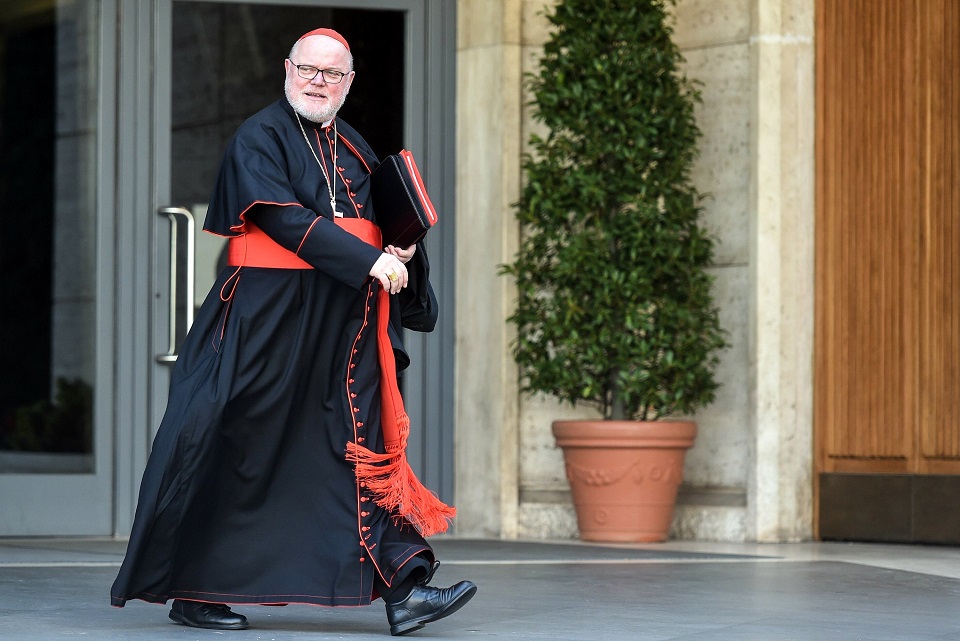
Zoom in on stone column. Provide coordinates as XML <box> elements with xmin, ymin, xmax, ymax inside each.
<box><xmin>746</xmin><ymin>0</ymin><xmax>815</xmax><ymax>541</ymax></box>
<box><xmin>454</xmin><ymin>0</ymin><xmax>524</xmax><ymax>537</ymax></box>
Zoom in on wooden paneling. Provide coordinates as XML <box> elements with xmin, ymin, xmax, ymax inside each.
<box><xmin>815</xmin><ymin>0</ymin><xmax>960</xmax><ymax>478</ymax></box>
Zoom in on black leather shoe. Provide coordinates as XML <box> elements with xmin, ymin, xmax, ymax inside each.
<box><xmin>168</xmin><ymin>599</ymin><xmax>249</xmax><ymax>630</ymax></box>
<box><xmin>385</xmin><ymin>581</ymin><xmax>477</xmax><ymax>636</ymax></box>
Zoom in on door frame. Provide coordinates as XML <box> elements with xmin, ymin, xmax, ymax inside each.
<box><xmin>112</xmin><ymin>0</ymin><xmax>457</xmax><ymax>535</ymax></box>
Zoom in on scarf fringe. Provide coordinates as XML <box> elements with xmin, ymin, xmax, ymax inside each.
<box><xmin>346</xmin><ymin>438</ymin><xmax>456</xmax><ymax>537</ymax></box>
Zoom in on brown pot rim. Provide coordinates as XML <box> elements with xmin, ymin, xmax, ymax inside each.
<box><xmin>551</xmin><ymin>419</ymin><xmax>697</xmax><ymax>448</ymax></box>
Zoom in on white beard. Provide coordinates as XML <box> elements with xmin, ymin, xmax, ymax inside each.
<box><xmin>284</xmin><ymin>74</ymin><xmax>348</xmax><ymax>123</ymax></box>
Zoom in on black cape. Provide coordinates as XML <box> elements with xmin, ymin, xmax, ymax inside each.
<box><xmin>111</xmin><ymin>99</ymin><xmax>438</xmax><ymax>608</ymax></box>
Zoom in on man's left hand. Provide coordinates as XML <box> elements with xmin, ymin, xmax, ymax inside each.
<box><xmin>386</xmin><ymin>244</ymin><xmax>417</xmax><ymax>264</ymax></box>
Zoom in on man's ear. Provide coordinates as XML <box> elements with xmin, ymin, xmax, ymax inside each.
<box><xmin>342</xmin><ymin>70</ymin><xmax>356</xmax><ymax>94</ymax></box>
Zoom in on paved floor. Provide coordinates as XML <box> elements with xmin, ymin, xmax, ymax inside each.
<box><xmin>1</xmin><ymin>537</ymin><xmax>958</xmax><ymax>640</ymax></box>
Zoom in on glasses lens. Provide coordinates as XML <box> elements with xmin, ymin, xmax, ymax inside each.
<box><xmin>297</xmin><ymin>65</ymin><xmax>319</xmax><ymax>79</ymax></box>
<box><xmin>321</xmin><ymin>69</ymin><xmax>344</xmax><ymax>84</ymax></box>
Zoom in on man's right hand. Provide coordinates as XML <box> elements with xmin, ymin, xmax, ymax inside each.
<box><xmin>370</xmin><ymin>253</ymin><xmax>408</xmax><ymax>294</ymax></box>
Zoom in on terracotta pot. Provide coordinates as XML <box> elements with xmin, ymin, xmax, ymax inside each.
<box><xmin>551</xmin><ymin>420</ymin><xmax>697</xmax><ymax>543</ymax></box>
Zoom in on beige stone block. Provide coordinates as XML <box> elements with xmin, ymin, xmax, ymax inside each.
<box><xmin>672</xmin><ymin>0</ymin><xmax>750</xmax><ymax>50</ymax></box>
<box><xmin>522</xmin><ymin>0</ymin><xmax>555</xmax><ymax>46</ymax></box>
<box><xmin>671</xmin><ymin>505</ymin><xmax>747</xmax><ymax>541</ymax></box>
<box><xmin>520</xmin><ymin>44</ymin><xmax>549</xmax><ymax>155</ymax></box>
<box><xmin>683</xmin><ymin>43</ymin><xmax>751</xmax><ymax>266</ymax></box>
<box><xmin>503</xmin><ymin>0</ymin><xmax>524</xmax><ymax>44</ymax></box>
<box><xmin>784</xmin><ymin>0</ymin><xmax>815</xmax><ymax>39</ymax></box>
<box><xmin>519</xmin><ymin>394</ymin><xmax>599</xmax><ymax>488</ymax></box>
<box><xmin>518</xmin><ymin>502</ymin><xmax>579</xmax><ymax>539</ymax></box>
<box><xmin>459</xmin><ymin>0</ymin><xmax>523</xmax><ymax>50</ymax></box>
<box><xmin>521</xmin><ymin>39</ymin><xmax>543</xmax><ymax>77</ymax></box>
<box><xmin>753</xmin><ymin>0</ymin><xmax>814</xmax><ymax>40</ymax></box>
<box><xmin>456</xmin><ymin>47</ymin><xmax>522</xmax><ymax>226</ymax></box>
<box><xmin>685</xmin><ymin>265</ymin><xmax>750</xmax><ymax>488</ymax></box>
<box><xmin>457</xmin><ymin>58</ymin><xmax>499</xmax><ymax>230</ymax></box>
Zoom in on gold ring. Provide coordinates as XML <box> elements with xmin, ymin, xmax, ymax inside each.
<box><xmin>387</xmin><ymin>271</ymin><xmax>399</xmax><ymax>282</ymax></box>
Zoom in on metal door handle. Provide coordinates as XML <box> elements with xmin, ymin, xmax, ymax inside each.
<box><xmin>156</xmin><ymin>206</ymin><xmax>195</xmax><ymax>363</ymax></box>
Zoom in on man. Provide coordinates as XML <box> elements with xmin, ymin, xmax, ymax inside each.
<box><xmin>110</xmin><ymin>28</ymin><xmax>476</xmax><ymax>637</ymax></box>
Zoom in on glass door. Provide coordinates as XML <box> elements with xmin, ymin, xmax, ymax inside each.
<box><xmin>0</xmin><ymin>0</ymin><xmax>114</xmax><ymax>535</ymax></box>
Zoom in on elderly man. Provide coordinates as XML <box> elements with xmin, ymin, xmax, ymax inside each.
<box><xmin>110</xmin><ymin>28</ymin><xmax>476</xmax><ymax>637</ymax></box>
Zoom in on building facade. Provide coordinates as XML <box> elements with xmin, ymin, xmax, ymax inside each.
<box><xmin>456</xmin><ymin>0</ymin><xmax>816</xmax><ymax>542</ymax></box>
<box><xmin>1</xmin><ymin>0</ymin><xmax>956</xmax><ymax>543</ymax></box>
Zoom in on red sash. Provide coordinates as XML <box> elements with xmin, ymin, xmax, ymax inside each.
<box><xmin>227</xmin><ymin>222</ymin><xmax>313</xmax><ymax>268</ymax></box>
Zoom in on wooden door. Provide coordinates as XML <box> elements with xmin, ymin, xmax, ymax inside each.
<box><xmin>815</xmin><ymin>0</ymin><xmax>960</xmax><ymax>542</ymax></box>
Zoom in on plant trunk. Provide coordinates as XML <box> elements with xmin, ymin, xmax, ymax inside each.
<box><xmin>609</xmin><ymin>372</ymin><xmax>627</xmax><ymax>420</ymax></box>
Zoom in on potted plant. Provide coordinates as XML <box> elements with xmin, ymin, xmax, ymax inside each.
<box><xmin>503</xmin><ymin>0</ymin><xmax>726</xmax><ymax>542</ymax></box>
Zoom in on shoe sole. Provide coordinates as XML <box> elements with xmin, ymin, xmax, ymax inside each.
<box><xmin>169</xmin><ymin>611</ymin><xmax>249</xmax><ymax>630</ymax></box>
<box><xmin>390</xmin><ymin>583</ymin><xmax>478</xmax><ymax>636</ymax></box>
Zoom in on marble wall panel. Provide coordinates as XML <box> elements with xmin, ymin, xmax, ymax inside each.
<box><xmin>518</xmin><ymin>501</ymin><xmax>578</xmax><ymax>539</ymax></box>
<box><xmin>683</xmin><ymin>265</ymin><xmax>750</xmax><ymax>489</ymax></box>
<box><xmin>672</xmin><ymin>0</ymin><xmax>751</xmax><ymax>49</ymax></box>
<box><xmin>747</xmin><ymin>22</ymin><xmax>815</xmax><ymax>541</ymax></box>
<box><xmin>520</xmin><ymin>394</ymin><xmax>599</xmax><ymax>489</ymax></box>
<box><xmin>683</xmin><ymin>44</ymin><xmax>751</xmax><ymax>267</ymax></box>
<box><xmin>522</xmin><ymin>0</ymin><xmax>553</xmax><ymax>46</ymax></box>
<box><xmin>671</xmin><ymin>505</ymin><xmax>747</xmax><ymax>541</ymax></box>
<box><xmin>455</xmin><ymin>34</ymin><xmax>524</xmax><ymax>535</ymax></box>
<box><xmin>459</xmin><ymin>0</ymin><xmax>522</xmax><ymax>50</ymax></box>
<box><xmin>755</xmin><ymin>0</ymin><xmax>814</xmax><ymax>39</ymax></box>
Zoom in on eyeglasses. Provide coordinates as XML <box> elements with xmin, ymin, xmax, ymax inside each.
<box><xmin>289</xmin><ymin>61</ymin><xmax>347</xmax><ymax>84</ymax></box>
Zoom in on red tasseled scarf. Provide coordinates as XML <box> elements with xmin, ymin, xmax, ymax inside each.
<box><xmin>339</xmin><ymin>218</ymin><xmax>456</xmax><ymax>536</ymax></box>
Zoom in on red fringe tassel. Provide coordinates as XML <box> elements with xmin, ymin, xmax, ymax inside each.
<box><xmin>346</xmin><ymin>426</ymin><xmax>456</xmax><ymax>537</ymax></box>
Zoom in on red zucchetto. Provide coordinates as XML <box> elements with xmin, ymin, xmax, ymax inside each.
<box><xmin>296</xmin><ymin>28</ymin><xmax>350</xmax><ymax>52</ymax></box>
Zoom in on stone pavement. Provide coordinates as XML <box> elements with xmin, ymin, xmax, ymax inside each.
<box><xmin>1</xmin><ymin>537</ymin><xmax>958</xmax><ymax>640</ymax></box>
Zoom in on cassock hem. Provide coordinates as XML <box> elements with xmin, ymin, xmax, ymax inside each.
<box><xmin>112</xmin><ymin>592</ymin><xmax>378</xmax><ymax>608</ymax></box>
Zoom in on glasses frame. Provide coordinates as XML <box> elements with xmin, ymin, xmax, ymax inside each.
<box><xmin>288</xmin><ymin>60</ymin><xmax>348</xmax><ymax>84</ymax></box>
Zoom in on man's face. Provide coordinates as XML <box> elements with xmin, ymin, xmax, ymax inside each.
<box><xmin>284</xmin><ymin>35</ymin><xmax>355</xmax><ymax>123</ymax></box>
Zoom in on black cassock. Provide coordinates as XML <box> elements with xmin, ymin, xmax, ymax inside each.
<box><xmin>111</xmin><ymin>99</ymin><xmax>438</xmax><ymax>608</ymax></box>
